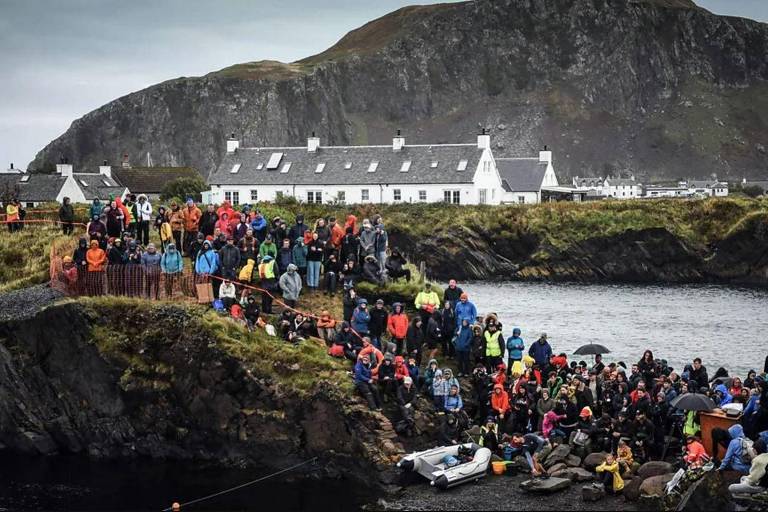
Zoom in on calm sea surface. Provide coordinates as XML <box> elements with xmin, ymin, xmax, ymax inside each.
<box><xmin>460</xmin><ymin>281</ymin><xmax>768</xmax><ymax>378</ymax></box>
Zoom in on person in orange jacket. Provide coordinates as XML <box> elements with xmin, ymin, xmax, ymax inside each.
<box><xmin>393</xmin><ymin>355</ymin><xmax>410</xmax><ymax>383</ymax></box>
<box><xmin>182</xmin><ymin>199</ymin><xmax>202</xmax><ymax>253</ymax></box>
<box><xmin>683</xmin><ymin>436</ymin><xmax>711</xmax><ymax>469</ymax></box>
<box><xmin>357</xmin><ymin>337</ymin><xmax>384</xmax><ymax>377</ymax></box>
<box><xmin>491</xmin><ymin>383</ymin><xmax>511</xmax><ymax>422</ymax></box>
<box><xmin>85</xmin><ymin>240</ymin><xmax>107</xmax><ymax>296</ymax></box>
<box><xmin>387</xmin><ymin>302</ymin><xmax>409</xmax><ymax>355</ymax></box>
<box><xmin>329</xmin><ymin>216</ymin><xmax>345</xmax><ymax>249</ymax></box>
<box><xmin>316</xmin><ymin>310</ymin><xmax>337</xmax><ymax>346</ymax></box>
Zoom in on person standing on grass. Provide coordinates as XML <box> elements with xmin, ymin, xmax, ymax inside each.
<box><xmin>278</xmin><ymin>263</ymin><xmax>302</xmax><ymax>309</ymax></box>
<box><xmin>58</xmin><ymin>197</ymin><xmax>74</xmax><ymax>235</ymax></box>
<box><xmin>141</xmin><ymin>243</ymin><xmax>161</xmax><ymax>299</ymax></box>
<box><xmin>160</xmin><ymin>243</ymin><xmax>183</xmax><ymax>297</ymax></box>
<box><xmin>306</xmin><ymin>231</ymin><xmax>324</xmax><ymax>291</ymax></box>
<box><xmin>182</xmin><ymin>199</ymin><xmax>202</xmax><ymax>255</ymax></box>
<box><xmin>414</xmin><ymin>282</ymin><xmax>440</xmax><ymax>335</ymax></box>
<box><xmin>168</xmin><ymin>201</ymin><xmax>184</xmax><ymax>249</ymax></box>
<box><xmin>136</xmin><ymin>194</ymin><xmax>152</xmax><ymax>246</ymax></box>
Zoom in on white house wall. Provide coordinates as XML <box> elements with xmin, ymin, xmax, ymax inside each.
<box><xmin>469</xmin><ymin>149</ymin><xmax>503</xmax><ymax>205</ymax></box>
<box><xmin>57</xmin><ymin>177</ymin><xmax>87</xmax><ymax>203</ymax></box>
<box><xmin>502</xmin><ymin>191</ymin><xmax>539</xmax><ymax>204</ymax></box>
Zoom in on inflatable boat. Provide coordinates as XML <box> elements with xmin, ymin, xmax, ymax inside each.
<box><xmin>396</xmin><ymin>443</ymin><xmax>492</xmax><ymax>489</ymax></box>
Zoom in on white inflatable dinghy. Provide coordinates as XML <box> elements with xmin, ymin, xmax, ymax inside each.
<box><xmin>396</xmin><ymin>443</ymin><xmax>491</xmax><ymax>489</ymax></box>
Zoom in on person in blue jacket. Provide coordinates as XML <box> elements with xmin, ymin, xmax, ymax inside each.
<box><xmin>250</xmin><ymin>211</ymin><xmax>268</xmax><ymax>242</ymax></box>
<box><xmin>354</xmin><ymin>354</ymin><xmax>382</xmax><ymax>411</ymax></box>
<box><xmin>719</xmin><ymin>424</ymin><xmax>752</xmax><ymax>474</ymax></box>
<box><xmin>454</xmin><ymin>292</ymin><xmax>477</xmax><ymax>329</ymax></box>
<box><xmin>455</xmin><ymin>318</ymin><xmax>474</xmax><ymax>377</ymax></box>
<box><xmin>195</xmin><ymin>240</ymin><xmax>219</xmax><ymax>275</ymax></box>
<box><xmin>160</xmin><ymin>242</ymin><xmax>184</xmax><ymax>296</ymax></box>
<box><xmin>715</xmin><ymin>384</ymin><xmax>734</xmax><ymax>407</ymax></box>
<box><xmin>351</xmin><ymin>299</ymin><xmax>371</xmax><ymax>336</ymax></box>
<box><xmin>506</xmin><ymin>327</ymin><xmax>525</xmax><ymax>375</ymax></box>
<box><xmin>444</xmin><ymin>384</ymin><xmax>463</xmax><ymax>414</ymax></box>
<box><xmin>528</xmin><ymin>333</ymin><xmax>553</xmax><ymax>370</ymax></box>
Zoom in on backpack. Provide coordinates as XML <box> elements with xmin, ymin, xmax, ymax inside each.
<box><xmin>741</xmin><ymin>437</ymin><xmax>757</xmax><ymax>463</ymax></box>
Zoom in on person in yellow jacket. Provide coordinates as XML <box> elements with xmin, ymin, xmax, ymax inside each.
<box><xmin>239</xmin><ymin>258</ymin><xmax>256</xmax><ymax>283</ymax></box>
<box><xmin>159</xmin><ymin>219</ymin><xmax>173</xmax><ymax>251</ymax></box>
<box><xmin>595</xmin><ymin>454</ymin><xmax>624</xmax><ymax>494</ymax></box>
<box><xmin>257</xmin><ymin>255</ymin><xmax>277</xmax><ymax>314</ymax></box>
<box><xmin>414</xmin><ymin>282</ymin><xmax>440</xmax><ymax>334</ymax></box>
<box><xmin>5</xmin><ymin>201</ymin><xmax>19</xmax><ymax>233</ymax></box>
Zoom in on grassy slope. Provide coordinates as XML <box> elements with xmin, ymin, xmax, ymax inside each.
<box><xmin>81</xmin><ymin>297</ymin><xmax>352</xmax><ymax>395</ymax></box>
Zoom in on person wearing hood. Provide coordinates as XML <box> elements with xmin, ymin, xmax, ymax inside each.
<box><xmin>155</xmin><ymin>207</ymin><xmax>173</xmax><ymax>252</ymax></box>
<box><xmin>290</xmin><ymin>236</ymin><xmax>307</xmax><ymax>277</ymax></box>
<box><xmin>728</xmin><ymin>438</ymin><xmax>768</xmax><ymax>497</ymax></box>
<box><xmin>374</xmin><ymin>223</ymin><xmax>388</xmax><ymax>273</ymax></box>
<box><xmin>482</xmin><ymin>323</ymin><xmax>505</xmax><ymax>371</ymax></box>
<box><xmin>72</xmin><ymin>237</ymin><xmax>89</xmax><ymax>295</ymax></box>
<box><xmin>368</xmin><ymin>299</ymin><xmax>388</xmax><ymax>351</ymax></box>
<box><xmin>276</xmin><ymin>238</ymin><xmax>293</xmax><ymax>275</ymax></box>
<box><xmin>107</xmin><ymin>238</ymin><xmax>126</xmax><ymax>265</ymax></box>
<box><xmin>385</xmin><ymin>248</ymin><xmax>410</xmax><ymax>282</ymax></box>
<box><xmin>215</xmin><ymin>212</ymin><xmax>232</xmax><ymax>238</ymax></box>
<box><xmin>362</xmin><ymin>254</ymin><xmax>383</xmax><ymax>285</ymax></box>
<box><xmin>715</xmin><ymin>383</ymin><xmax>734</xmax><ymax>407</ymax></box>
<box><xmin>455</xmin><ymin>319</ymin><xmax>474</xmax><ymax>377</ymax></box>
<box><xmin>354</xmin><ymin>354</ymin><xmax>382</xmax><ymax>411</ymax></box>
<box><xmin>340</xmin><ymin>226</ymin><xmax>360</xmax><ymax>265</ymax></box>
<box><xmin>423</xmin><ymin>358</ymin><xmax>439</xmax><ymax>396</ymax></box>
<box><xmin>387</xmin><ymin>303</ymin><xmax>409</xmax><ymax>355</ymax></box>
<box><xmin>85</xmin><ymin>240</ymin><xmax>106</xmax><ymax>295</ymax></box>
<box><xmin>238</xmin><ymin>257</ymin><xmax>256</xmax><ymax>285</ymax></box>
<box><xmin>161</xmin><ymin>243</ymin><xmax>184</xmax><ymax>297</ymax></box>
<box><xmin>258</xmin><ymin>255</ymin><xmax>277</xmax><ymax>313</ymax></box>
<box><xmin>195</xmin><ymin>240</ymin><xmax>219</xmax><ymax>276</ymax></box>
<box><xmin>259</xmin><ymin>234</ymin><xmax>277</xmax><ymax>262</ymax></box>
<box><xmin>243</xmin><ymin>294</ymin><xmax>262</xmax><ymax>331</ymax></box>
<box><xmin>219</xmin><ymin>236</ymin><xmax>241</xmax><ymax>281</ymax></box>
<box><xmin>58</xmin><ymin>197</ymin><xmax>74</xmax><ymax>235</ymax></box>
<box><xmin>250</xmin><ymin>211</ymin><xmax>267</xmax><ymax>242</ymax></box>
<box><xmin>439</xmin><ymin>300</ymin><xmax>456</xmax><ymax>359</ymax></box>
<box><xmin>168</xmin><ymin>201</ymin><xmax>184</xmax><ymax>249</ymax></box>
<box><xmin>454</xmin><ymin>292</ymin><xmax>477</xmax><ymax>329</ymax></box>
<box><xmin>491</xmin><ymin>383</ymin><xmax>511</xmax><ymax>422</ymax></box>
<box><xmin>719</xmin><ymin>424</ymin><xmax>752</xmax><ymax>474</ymax></box>
<box><xmin>89</xmin><ymin>198</ymin><xmax>103</xmax><ymax>220</ymax></box>
<box><xmin>200</xmin><ymin>204</ymin><xmax>218</xmax><ymax>238</ymax></box>
<box><xmin>406</xmin><ymin>317</ymin><xmax>425</xmax><ymax>366</ymax></box>
<box><xmin>288</xmin><ymin>214</ymin><xmax>308</xmax><ymax>246</ymax></box>
<box><xmin>323</xmin><ymin>251</ymin><xmax>341</xmax><ymax>296</ymax></box>
<box><xmin>135</xmin><ymin>194</ymin><xmax>152</xmax><ymax>246</ymax></box>
<box><xmin>141</xmin><ymin>243</ymin><xmax>161</xmax><ymax>299</ymax></box>
<box><xmin>279</xmin><ymin>264</ymin><xmax>302</xmax><ymax>308</ymax></box>
<box><xmin>87</xmin><ymin>214</ymin><xmax>107</xmax><ymax>242</ymax></box>
<box><xmin>445</xmin><ymin>384</ymin><xmax>463</xmax><ymax>414</ymax></box>
<box><xmin>358</xmin><ymin>220</ymin><xmax>376</xmax><ymax>262</ymax></box>
<box><xmin>106</xmin><ymin>201</ymin><xmax>125</xmax><ymax>238</ymax></box>
<box><xmin>507</xmin><ymin>328</ymin><xmax>525</xmax><ymax>376</ymax></box>
<box><xmin>316</xmin><ymin>310</ymin><xmax>337</xmax><ymax>346</ymax></box>
<box><xmin>182</xmin><ymin>199</ymin><xmax>202</xmax><ymax>254</ymax></box>
<box><xmin>351</xmin><ymin>299</ymin><xmax>371</xmax><ymax>336</ymax></box>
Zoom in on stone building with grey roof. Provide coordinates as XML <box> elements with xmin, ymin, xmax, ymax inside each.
<box><xmin>207</xmin><ymin>132</ymin><xmax>513</xmax><ymax>205</ymax></box>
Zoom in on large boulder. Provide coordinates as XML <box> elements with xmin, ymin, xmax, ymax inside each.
<box><xmin>639</xmin><ymin>473</ymin><xmax>676</xmax><ymax>497</ymax></box>
<box><xmin>623</xmin><ymin>476</ymin><xmax>644</xmax><ymax>502</ymax></box>
<box><xmin>520</xmin><ymin>477</ymin><xmax>572</xmax><ymax>493</ymax></box>
<box><xmin>548</xmin><ymin>462</ymin><xmax>568</xmax><ymax>474</ymax></box>
<box><xmin>582</xmin><ymin>483</ymin><xmax>606</xmax><ymax>502</ymax></box>
<box><xmin>565</xmin><ymin>454</ymin><xmax>582</xmax><ymax>467</ymax></box>
<box><xmin>543</xmin><ymin>444</ymin><xmax>571</xmax><ymax>468</ymax></box>
<box><xmin>637</xmin><ymin>461</ymin><xmax>674</xmax><ymax>480</ymax></box>
<box><xmin>583</xmin><ymin>452</ymin><xmax>608</xmax><ymax>471</ymax></box>
<box><xmin>552</xmin><ymin>467</ymin><xmax>595</xmax><ymax>482</ymax></box>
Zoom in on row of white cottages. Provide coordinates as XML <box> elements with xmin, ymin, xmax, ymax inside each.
<box><xmin>206</xmin><ymin>133</ymin><xmax>562</xmax><ymax>206</ymax></box>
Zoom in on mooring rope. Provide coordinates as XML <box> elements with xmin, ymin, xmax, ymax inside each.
<box><xmin>160</xmin><ymin>457</ymin><xmax>319</xmax><ymax>511</ymax></box>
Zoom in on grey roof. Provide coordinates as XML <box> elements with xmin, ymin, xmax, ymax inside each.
<box><xmin>0</xmin><ymin>174</ymin><xmax>66</xmax><ymax>202</ymax></box>
<box><xmin>113</xmin><ymin>166</ymin><xmax>200</xmax><ymax>194</ymax></box>
<box><xmin>742</xmin><ymin>180</ymin><xmax>768</xmax><ymax>191</ymax></box>
<box><xmin>73</xmin><ymin>173</ymin><xmax>127</xmax><ymax>200</ymax></box>
<box><xmin>573</xmin><ymin>177</ymin><xmax>604</xmax><ymax>188</ymax></box>
<box><xmin>605</xmin><ymin>178</ymin><xmax>639</xmax><ymax>187</ymax></box>
<box><xmin>496</xmin><ymin>158</ymin><xmax>548</xmax><ymax>192</ymax></box>
<box><xmin>208</xmin><ymin>144</ymin><xmax>483</xmax><ymax>186</ymax></box>
<box><xmin>689</xmin><ymin>180</ymin><xmax>727</xmax><ymax>189</ymax></box>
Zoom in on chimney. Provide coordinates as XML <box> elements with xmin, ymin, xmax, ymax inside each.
<box><xmin>99</xmin><ymin>160</ymin><xmax>112</xmax><ymax>178</ymax></box>
<box><xmin>307</xmin><ymin>131</ymin><xmax>320</xmax><ymax>152</ymax></box>
<box><xmin>477</xmin><ymin>128</ymin><xmax>490</xmax><ymax>150</ymax></box>
<box><xmin>227</xmin><ymin>132</ymin><xmax>240</xmax><ymax>153</ymax></box>
<box><xmin>539</xmin><ymin>145</ymin><xmax>552</xmax><ymax>164</ymax></box>
<box><xmin>392</xmin><ymin>129</ymin><xmax>405</xmax><ymax>152</ymax></box>
<box><xmin>56</xmin><ymin>161</ymin><xmax>73</xmax><ymax>177</ymax></box>
<box><xmin>9</xmin><ymin>163</ymin><xmax>13</xmax><ymax>170</ymax></box>
<box><xmin>122</xmin><ymin>153</ymin><xmax>130</xmax><ymax>168</ymax></box>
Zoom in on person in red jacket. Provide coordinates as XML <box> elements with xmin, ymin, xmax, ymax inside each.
<box><xmin>387</xmin><ymin>302</ymin><xmax>409</xmax><ymax>355</ymax></box>
<box><xmin>394</xmin><ymin>355</ymin><xmax>410</xmax><ymax>383</ymax></box>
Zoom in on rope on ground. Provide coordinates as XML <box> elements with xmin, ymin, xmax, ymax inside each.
<box><xmin>160</xmin><ymin>457</ymin><xmax>319</xmax><ymax>511</ymax></box>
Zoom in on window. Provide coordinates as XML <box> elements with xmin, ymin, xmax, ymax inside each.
<box><xmin>479</xmin><ymin>189</ymin><xmax>487</xmax><ymax>204</ymax></box>
<box><xmin>418</xmin><ymin>190</ymin><xmax>427</xmax><ymax>202</ymax></box>
<box><xmin>361</xmin><ymin>189</ymin><xmax>369</xmax><ymax>202</ymax></box>
<box><xmin>337</xmin><ymin>191</ymin><xmax>346</xmax><ymax>203</ymax></box>
<box><xmin>518</xmin><ymin>196</ymin><xmax>526</xmax><ymax>204</ymax></box>
<box><xmin>430</xmin><ymin>161</ymin><xmax>438</xmax><ymax>168</ymax></box>
<box><xmin>400</xmin><ymin>161</ymin><xmax>411</xmax><ymax>173</ymax></box>
<box><xmin>482</xmin><ymin>161</ymin><xmax>491</xmax><ymax>173</ymax></box>
<box><xmin>230</xmin><ymin>163</ymin><xmax>241</xmax><ymax>174</ymax></box>
<box><xmin>275</xmin><ymin>191</ymin><xmax>284</xmax><ymax>200</ymax></box>
<box><xmin>79</xmin><ymin>179</ymin><xmax>88</xmax><ymax>187</ymax></box>
<box><xmin>315</xmin><ymin>163</ymin><xmax>326</xmax><ymax>174</ymax></box>
<box><xmin>26</xmin><ymin>202</ymin><xmax>34</xmax><ymax>208</ymax></box>
<box><xmin>20</xmin><ymin>175</ymin><xmax>30</xmax><ymax>182</ymax></box>
<box><xmin>250</xmin><ymin>189</ymin><xmax>258</xmax><ymax>201</ymax></box>
<box><xmin>393</xmin><ymin>189</ymin><xmax>401</xmax><ymax>201</ymax></box>
<box><xmin>367</xmin><ymin>161</ymin><xmax>379</xmax><ymax>173</ymax></box>
<box><xmin>280</xmin><ymin>162</ymin><xmax>292</xmax><ymax>173</ymax></box>
<box><xmin>443</xmin><ymin>190</ymin><xmax>460</xmax><ymax>204</ymax></box>
<box><xmin>266</xmin><ymin>152</ymin><xmax>283</xmax><ymax>169</ymax></box>
<box><xmin>224</xmin><ymin>191</ymin><xmax>240</xmax><ymax>205</ymax></box>
<box><xmin>256</xmin><ymin>163</ymin><xmax>264</xmax><ymax>170</ymax></box>
<box><xmin>457</xmin><ymin>160</ymin><xmax>468</xmax><ymax>171</ymax></box>
<box><xmin>344</xmin><ymin>162</ymin><xmax>352</xmax><ymax>170</ymax></box>
<box><xmin>102</xmin><ymin>180</ymin><xmax>111</xmax><ymax>186</ymax></box>
<box><xmin>307</xmin><ymin>191</ymin><xmax>323</xmax><ymax>204</ymax></box>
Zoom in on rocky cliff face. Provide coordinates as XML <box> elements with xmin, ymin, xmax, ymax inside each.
<box><xmin>0</xmin><ymin>301</ymin><xmax>407</xmax><ymax>488</ymax></box>
<box><xmin>392</xmin><ymin>212</ymin><xmax>768</xmax><ymax>286</ymax></box>
<box><xmin>30</xmin><ymin>0</ymin><xmax>768</xmax><ymax>180</ymax></box>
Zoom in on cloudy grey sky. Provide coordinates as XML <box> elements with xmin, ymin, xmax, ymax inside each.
<box><xmin>0</xmin><ymin>0</ymin><xmax>765</xmax><ymax>170</ymax></box>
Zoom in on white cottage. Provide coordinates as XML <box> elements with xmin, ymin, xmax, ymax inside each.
<box><xmin>207</xmin><ymin>133</ymin><xmax>505</xmax><ymax>205</ymax></box>
<box><xmin>497</xmin><ymin>151</ymin><xmax>558</xmax><ymax>204</ymax></box>
<box><xmin>603</xmin><ymin>177</ymin><xmax>642</xmax><ymax>199</ymax></box>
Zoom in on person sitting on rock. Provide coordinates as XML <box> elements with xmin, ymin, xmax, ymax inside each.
<box><xmin>378</xmin><ymin>355</ymin><xmax>398</xmax><ymax>401</ymax></box>
<box><xmin>719</xmin><ymin>424</ymin><xmax>752</xmax><ymax>474</ymax></box>
<box><xmin>542</xmin><ymin>408</ymin><xmax>567</xmax><ymax>441</ymax></box>
<box><xmin>682</xmin><ymin>436</ymin><xmax>710</xmax><ymax>470</ymax></box>
<box><xmin>444</xmin><ymin>384</ymin><xmax>463</xmax><ymax>415</ymax></box>
<box><xmin>728</xmin><ymin>439</ymin><xmax>768</xmax><ymax>497</ymax></box>
<box><xmin>384</xmin><ymin>248</ymin><xmax>410</xmax><ymax>282</ymax></box>
<box><xmin>354</xmin><ymin>354</ymin><xmax>382</xmax><ymax>411</ymax></box>
<box><xmin>479</xmin><ymin>416</ymin><xmax>500</xmax><ymax>453</ymax></box>
<box><xmin>616</xmin><ymin>439</ymin><xmax>635</xmax><ymax>476</ymax></box>
<box><xmin>330</xmin><ymin>322</ymin><xmax>356</xmax><ymax>361</ymax></box>
<box><xmin>595</xmin><ymin>454</ymin><xmax>624</xmax><ymax>495</ymax></box>
<box><xmin>504</xmin><ymin>433</ymin><xmax>548</xmax><ymax>477</ymax></box>
<box><xmin>396</xmin><ymin>377</ymin><xmax>418</xmax><ymax>437</ymax></box>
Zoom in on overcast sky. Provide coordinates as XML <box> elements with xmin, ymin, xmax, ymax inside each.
<box><xmin>0</xmin><ymin>0</ymin><xmax>765</xmax><ymax>170</ymax></box>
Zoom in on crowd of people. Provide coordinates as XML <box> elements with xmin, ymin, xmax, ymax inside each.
<box><xmin>43</xmin><ymin>197</ymin><xmax>768</xmax><ymax>498</ymax></box>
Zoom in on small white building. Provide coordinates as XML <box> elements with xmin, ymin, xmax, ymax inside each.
<box><xmin>207</xmin><ymin>133</ymin><xmax>506</xmax><ymax>205</ymax></box>
<box><xmin>687</xmin><ymin>180</ymin><xmax>729</xmax><ymax>197</ymax></box>
<box><xmin>497</xmin><ymin>151</ymin><xmax>559</xmax><ymax>204</ymax></box>
<box><xmin>603</xmin><ymin>177</ymin><xmax>642</xmax><ymax>199</ymax></box>
<box><xmin>644</xmin><ymin>184</ymin><xmax>690</xmax><ymax>198</ymax></box>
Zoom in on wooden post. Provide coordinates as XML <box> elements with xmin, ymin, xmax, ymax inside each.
<box><xmin>419</xmin><ymin>262</ymin><xmax>426</xmax><ymax>283</ymax></box>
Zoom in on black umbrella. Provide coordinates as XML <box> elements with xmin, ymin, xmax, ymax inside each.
<box><xmin>670</xmin><ymin>393</ymin><xmax>716</xmax><ymax>412</ymax></box>
<box><xmin>574</xmin><ymin>343</ymin><xmax>611</xmax><ymax>356</ymax></box>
